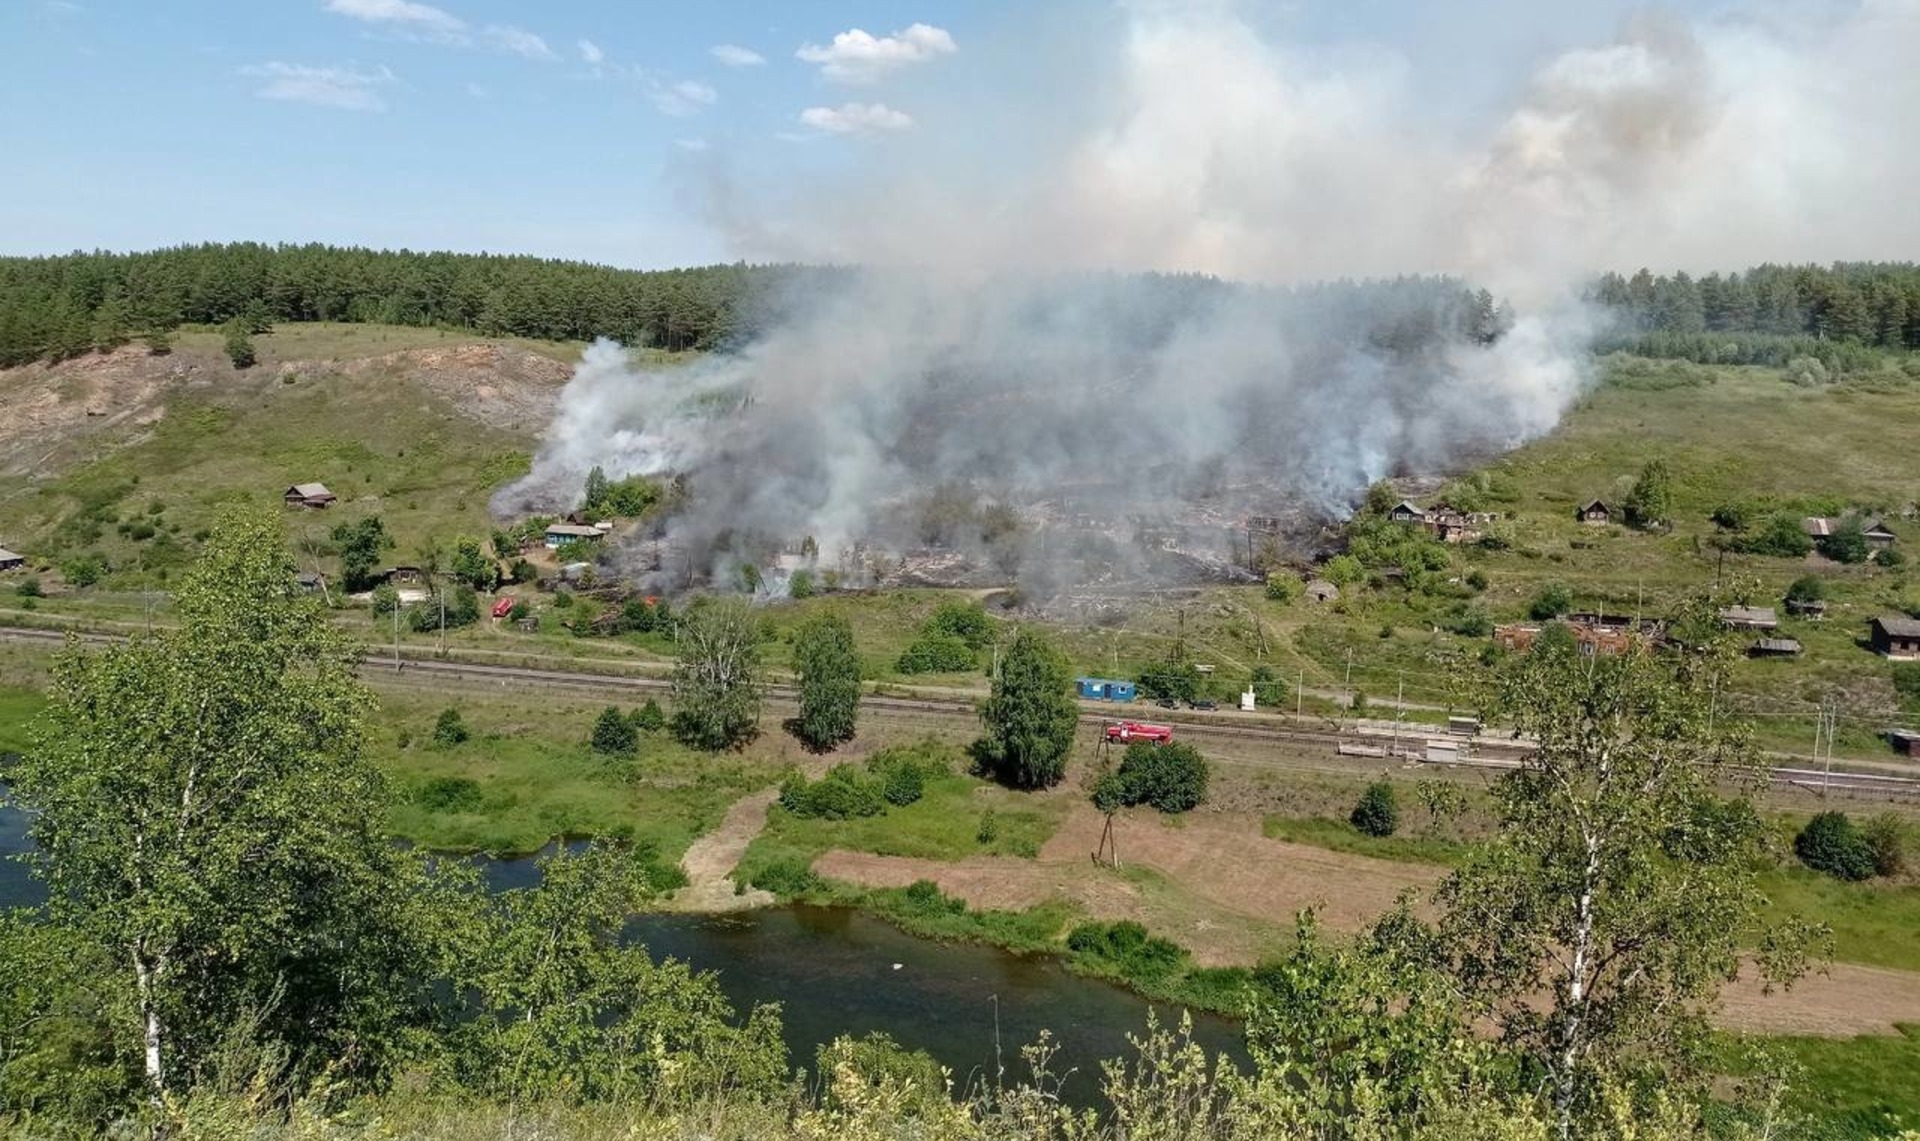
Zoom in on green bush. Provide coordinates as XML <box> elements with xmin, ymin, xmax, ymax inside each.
<box><xmin>1350</xmin><ymin>781</ymin><xmax>1400</xmax><ymax>837</ymax></box>
<box><xmin>1863</xmin><ymin>813</ymin><xmax>1907</xmax><ymax>878</ymax></box>
<box><xmin>780</xmin><ymin>764</ymin><xmax>886</xmax><ymax>820</ymax></box>
<box><xmin>1065</xmin><ymin>920</ymin><xmax>1188</xmax><ymax>980</ymax></box>
<box><xmin>632</xmin><ymin>698</ymin><xmax>666</xmax><ymax>733</ymax></box>
<box><xmin>788</xmin><ymin>569</ymin><xmax>815</xmax><ymax>599</ymax></box>
<box><xmin>1248</xmin><ymin>665</ymin><xmax>1287</xmax><ymax>709</ymax></box>
<box><xmin>1136</xmin><ymin>659</ymin><xmax>1202</xmax><ymax>704</ymax></box>
<box><xmin>1820</xmin><ymin>518</ymin><xmax>1871</xmax><ymax>565</ymax></box>
<box><xmin>1794</xmin><ymin>811</ymin><xmax>1876</xmax><ymax>881</ymax></box>
<box><xmin>1465</xmin><ymin>568</ymin><xmax>1489</xmax><ymax>592</ymax></box>
<box><xmin>416</xmin><ymin>776</ymin><xmax>483</xmax><ymax>813</ymax></box>
<box><xmin>925</xmin><ymin>602</ymin><xmax>994</xmax><ymax>649</ymax></box>
<box><xmin>1892</xmin><ymin>663</ymin><xmax>1920</xmax><ymax>705</ymax></box>
<box><xmin>432</xmin><ymin>708</ymin><xmax>469</xmax><ymax>747</ymax></box>
<box><xmin>878</xmin><ymin>759</ymin><xmax>925</xmax><ymax>807</ymax></box>
<box><xmin>1264</xmin><ymin>575</ymin><xmax>1299</xmax><ymax>603</ymax></box>
<box><xmin>370</xmin><ymin>583</ymin><xmax>400</xmax><ymax>617</ymax></box>
<box><xmin>895</xmin><ymin>879</ymin><xmax>966</xmax><ymax>919</ymax></box>
<box><xmin>1106</xmin><ymin>741</ymin><xmax>1209</xmax><ymax>814</ymax></box>
<box><xmin>61</xmin><ymin>553</ymin><xmax>107</xmax><ymax>588</ymax></box>
<box><xmin>1734</xmin><ymin>514</ymin><xmax>1813</xmax><ymax>558</ymax></box>
<box><xmin>749</xmin><ymin>857</ymin><xmax>822</xmax><ymax>896</ymax></box>
<box><xmin>15</xmin><ymin>578</ymin><xmax>41</xmax><ymax>599</ymax></box>
<box><xmin>975</xmin><ymin>809</ymin><xmax>999</xmax><ymax>845</ymax></box>
<box><xmin>1784</xmin><ymin>575</ymin><xmax>1826</xmax><ymax>604</ymax></box>
<box><xmin>1528</xmin><ymin>582</ymin><xmax>1573</xmax><ymax>621</ymax></box>
<box><xmin>590</xmin><ymin>705</ymin><xmax>639</xmax><ymax>756</ymax></box>
<box><xmin>897</xmin><ymin>631</ymin><xmax>977</xmax><ymax>674</ymax></box>
<box><xmin>1878</xmin><ymin>548</ymin><xmax>1907</xmax><ymax>568</ymax></box>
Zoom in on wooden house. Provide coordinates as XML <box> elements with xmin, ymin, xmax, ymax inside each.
<box><xmin>1869</xmin><ymin>615</ymin><xmax>1920</xmax><ymax>660</ymax></box>
<box><xmin>283</xmin><ymin>483</ymin><xmax>336</xmax><ymax>509</ymax></box>
<box><xmin>1720</xmin><ymin>606</ymin><xmax>1779</xmax><ymax>631</ymax></box>
<box><xmin>1576</xmin><ymin>500</ymin><xmax>1612</xmax><ymax>526</ymax></box>
<box><xmin>1387</xmin><ymin>501</ymin><xmax>1426</xmax><ymax>525</ymax></box>
<box><xmin>0</xmin><ymin>547</ymin><xmax>23</xmax><ymax>572</ymax></box>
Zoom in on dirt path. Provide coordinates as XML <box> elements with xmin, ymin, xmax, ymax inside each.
<box><xmin>814</xmin><ymin>803</ymin><xmax>1920</xmax><ymax>1037</ymax></box>
<box><xmin>670</xmin><ymin>788</ymin><xmax>778</xmax><ymax>912</ymax></box>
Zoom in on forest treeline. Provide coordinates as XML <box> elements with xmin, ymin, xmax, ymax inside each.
<box><xmin>1590</xmin><ymin>263</ymin><xmax>1920</xmax><ymax>358</ymax></box>
<box><xmin>4</xmin><ymin>242</ymin><xmax>1918</xmax><ymax>371</ymax></box>
<box><xmin>0</xmin><ymin>242</ymin><xmax>1507</xmax><ymax>369</ymax></box>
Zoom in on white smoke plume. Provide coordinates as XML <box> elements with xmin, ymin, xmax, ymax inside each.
<box><xmin>502</xmin><ymin>0</ymin><xmax>1920</xmax><ymax>592</ymax></box>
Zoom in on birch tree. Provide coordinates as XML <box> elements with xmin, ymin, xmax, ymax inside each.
<box><xmin>669</xmin><ymin>598</ymin><xmax>763</xmax><ymax>750</ymax></box>
<box><xmin>15</xmin><ymin>506</ymin><xmax>397</xmax><ymax>1099</ymax></box>
<box><xmin>1434</xmin><ymin>594</ymin><xmax>1822</xmax><ymax>1138</ymax></box>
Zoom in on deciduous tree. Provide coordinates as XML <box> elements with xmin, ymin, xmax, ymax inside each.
<box><xmin>793</xmin><ymin>612</ymin><xmax>860</xmax><ymax>750</ymax></box>
<box><xmin>975</xmin><ymin>627</ymin><xmax>1077</xmax><ymax>789</ymax></box>
<box><xmin>669</xmin><ymin>598</ymin><xmax>763</xmax><ymax>750</ymax></box>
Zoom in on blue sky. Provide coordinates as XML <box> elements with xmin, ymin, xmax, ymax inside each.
<box><xmin>0</xmin><ymin>0</ymin><xmax>1754</xmax><ymax>271</ymax></box>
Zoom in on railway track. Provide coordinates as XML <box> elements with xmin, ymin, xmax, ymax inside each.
<box><xmin>6</xmin><ymin>625</ymin><xmax>1917</xmax><ymax>801</ymax></box>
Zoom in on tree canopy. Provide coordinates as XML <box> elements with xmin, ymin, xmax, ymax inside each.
<box><xmin>974</xmin><ymin>627</ymin><xmax>1078</xmax><ymax>789</ymax></box>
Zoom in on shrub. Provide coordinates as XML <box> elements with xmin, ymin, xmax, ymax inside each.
<box><xmin>416</xmin><ymin>776</ymin><xmax>483</xmax><ymax>813</ymax></box>
<box><xmin>1863</xmin><ymin>813</ymin><xmax>1906</xmax><ymax>878</ymax></box>
<box><xmin>1821</xmin><ymin>518</ymin><xmax>1871</xmax><ymax>565</ymax></box>
<box><xmin>1624</xmin><ymin>459</ymin><xmax>1673</xmax><ymax>528</ymax></box>
<box><xmin>1784</xmin><ymin>575</ymin><xmax>1826</xmax><ymax>604</ymax></box>
<box><xmin>1065</xmin><ymin>920</ymin><xmax>1188</xmax><ymax>980</ymax></box>
<box><xmin>788</xmin><ymin>569</ymin><xmax>815</xmax><ymax>599</ymax></box>
<box><xmin>1794</xmin><ymin>812</ymin><xmax>1875</xmax><ymax>881</ymax></box>
<box><xmin>432</xmin><ymin>707</ymin><xmax>470</xmax><ymax>747</ymax></box>
<box><xmin>975</xmin><ymin>809</ymin><xmax>999</xmax><ymax>845</ymax></box>
<box><xmin>61</xmin><ymin>553</ymin><xmax>107</xmax><ymax>588</ymax></box>
<box><xmin>925</xmin><ymin>602</ymin><xmax>994</xmax><ymax>649</ymax></box>
<box><xmin>1710</xmin><ymin>502</ymin><xmax>1753</xmax><ymax>531</ymax></box>
<box><xmin>1136</xmin><ymin>659</ymin><xmax>1202</xmax><ymax>704</ymax></box>
<box><xmin>1528</xmin><ymin>582</ymin><xmax>1573</xmax><ymax>621</ymax></box>
<box><xmin>1464</xmin><ymin>569</ymin><xmax>1489</xmax><ymax>592</ymax></box>
<box><xmin>1248</xmin><ymin>665</ymin><xmax>1287</xmax><ymax>709</ymax></box>
<box><xmin>590</xmin><ymin>705</ymin><xmax>639</xmax><ymax>756</ymax></box>
<box><xmin>632</xmin><ymin>698</ymin><xmax>667</xmax><ymax>733</ymax></box>
<box><xmin>1735</xmin><ymin>514</ymin><xmax>1813</xmax><ymax>558</ymax></box>
<box><xmin>1264</xmin><ymin>575</ymin><xmax>1300</xmax><ymax>603</ymax></box>
<box><xmin>895</xmin><ymin>879</ymin><xmax>966</xmax><ymax>920</ymax></box>
<box><xmin>1350</xmin><ymin>690</ymin><xmax>1368</xmax><ymax>715</ymax></box>
<box><xmin>551</xmin><ymin>590</ymin><xmax>573</xmax><ymax>609</ymax></box>
<box><xmin>15</xmin><ymin>578</ymin><xmax>41</xmax><ymax>599</ymax></box>
<box><xmin>1878</xmin><ymin>549</ymin><xmax>1906</xmax><ymax>568</ymax></box>
<box><xmin>897</xmin><ymin>631</ymin><xmax>977</xmax><ymax>674</ymax></box>
<box><xmin>749</xmin><ymin>857</ymin><xmax>822</xmax><ymax>896</ymax></box>
<box><xmin>370</xmin><ymin>583</ymin><xmax>400</xmax><ymax>617</ymax></box>
<box><xmin>780</xmin><ymin>764</ymin><xmax>886</xmax><ymax>820</ymax></box>
<box><xmin>1351</xmin><ymin>781</ymin><xmax>1400</xmax><ymax>837</ymax></box>
<box><xmin>876</xmin><ymin>758</ymin><xmax>926</xmax><ymax>807</ymax></box>
<box><xmin>1103</xmin><ymin>741</ymin><xmax>1210</xmax><ymax>814</ymax></box>
<box><xmin>1444</xmin><ymin>605</ymin><xmax>1492</xmax><ymax>638</ymax></box>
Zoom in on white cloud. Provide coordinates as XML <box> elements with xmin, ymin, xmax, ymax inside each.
<box><xmin>676</xmin><ymin>138</ymin><xmax>710</xmax><ymax>152</ymax></box>
<box><xmin>578</xmin><ymin>38</ymin><xmax>603</xmax><ymax>65</ymax></box>
<box><xmin>796</xmin><ymin>23</ymin><xmax>955</xmax><ymax>84</ymax></box>
<box><xmin>649</xmin><ymin>78</ymin><xmax>718</xmax><ymax>116</ymax></box>
<box><xmin>799</xmin><ymin>102</ymin><xmax>914</xmax><ymax>135</ymax></box>
<box><xmin>485</xmin><ymin>24</ymin><xmax>555</xmax><ymax>61</ymax></box>
<box><xmin>323</xmin><ymin>0</ymin><xmax>463</xmax><ymax>34</ymax></box>
<box><xmin>710</xmin><ymin>43</ymin><xmax>766</xmax><ymax>67</ymax></box>
<box><xmin>241</xmin><ymin>61</ymin><xmax>394</xmax><ymax>112</ymax></box>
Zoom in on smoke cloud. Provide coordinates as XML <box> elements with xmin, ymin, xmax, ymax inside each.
<box><xmin>502</xmin><ymin>0</ymin><xmax>1920</xmax><ymax>593</ymax></box>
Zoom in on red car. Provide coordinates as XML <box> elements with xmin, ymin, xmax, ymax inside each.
<box><xmin>1105</xmin><ymin>721</ymin><xmax>1174</xmax><ymax>745</ymax></box>
<box><xmin>490</xmin><ymin>596</ymin><xmax>515</xmax><ymax>619</ymax></box>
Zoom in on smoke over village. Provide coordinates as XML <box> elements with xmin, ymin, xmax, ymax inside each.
<box><xmin>499</xmin><ymin>0</ymin><xmax>1920</xmax><ymax>596</ymax></box>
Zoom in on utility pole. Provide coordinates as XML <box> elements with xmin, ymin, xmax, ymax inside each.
<box><xmin>392</xmin><ymin>598</ymin><xmax>400</xmax><ymax>672</ymax></box>
<box><xmin>1296</xmin><ymin>668</ymin><xmax>1303</xmax><ymax>718</ymax></box>
<box><xmin>437</xmin><ymin>586</ymin><xmax>446</xmax><ymax>657</ymax></box>
<box><xmin>1392</xmin><ymin>671</ymin><xmax>1405</xmax><ymax>758</ymax></box>
<box><xmin>1344</xmin><ymin>648</ymin><xmax>1354</xmax><ymax>688</ymax></box>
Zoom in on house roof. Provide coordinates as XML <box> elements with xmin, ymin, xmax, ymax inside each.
<box><xmin>0</xmin><ymin>547</ymin><xmax>22</xmax><ymax>562</ymax></box>
<box><xmin>1805</xmin><ymin>516</ymin><xmax>1897</xmax><ymax>538</ymax></box>
<box><xmin>1754</xmin><ymin>638</ymin><xmax>1802</xmax><ymax>653</ymax></box>
<box><xmin>1389</xmin><ymin>500</ymin><xmax>1425</xmax><ymax>516</ymax></box>
<box><xmin>1579</xmin><ymin>499</ymin><xmax>1610</xmax><ymax>513</ymax></box>
<box><xmin>1721</xmin><ymin>606</ymin><xmax>1778</xmax><ymax>625</ymax></box>
<box><xmin>1863</xmin><ymin>519</ymin><xmax>1896</xmax><ymax>537</ymax></box>
<box><xmin>288</xmin><ymin>482</ymin><xmax>334</xmax><ymax>498</ymax></box>
<box><xmin>545</xmin><ymin>523</ymin><xmax>604</xmax><ymax>538</ymax></box>
<box><xmin>1874</xmin><ymin>615</ymin><xmax>1920</xmax><ymax>638</ymax></box>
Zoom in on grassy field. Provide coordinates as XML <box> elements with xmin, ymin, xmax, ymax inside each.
<box><xmin>168</xmin><ymin>321</ymin><xmax>588</xmax><ymax>366</ymax></box>
<box><xmin>1723</xmin><ymin>1025</ymin><xmax>1920</xmax><ymax>1140</ymax></box>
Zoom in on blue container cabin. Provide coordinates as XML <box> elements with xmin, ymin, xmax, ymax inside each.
<box><xmin>1077</xmin><ymin>678</ymin><xmax>1136</xmax><ymax>702</ymax></box>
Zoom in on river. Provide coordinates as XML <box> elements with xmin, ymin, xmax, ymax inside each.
<box><xmin>0</xmin><ymin>801</ymin><xmax>1245</xmax><ymax>1102</ymax></box>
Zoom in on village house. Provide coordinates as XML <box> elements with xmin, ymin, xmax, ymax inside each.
<box><xmin>1802</xmin><ymin>516</ymin><xmax>1899</xmax><ymax>550</ymax></box>
<box><xmin>1387</xmin><ymin>500</ymin><xmax>1426</xmax><ymax>525</ymax></box>
<box><xmin>1869</xmin><ymin>615</ymin><xmax>1920</xmax><ymax>660</ymax></box>
<box><xmin>283</xmin><ymin>483</ymin><xmax>336</xmax><ymax>509</ymax></box>
<box><xmin>1750</xmin><ymin>637</ymin><xmax>1803</xmax><ymax>658</ymax></box>
<box><xmin>1721</xmin><ymin>605</ymin><xmax>1779</xmax><ymax>631</ymax></box>
<box><xmin>0</xmin><ymin>547</ymin><xmax>24</xmax><ymax>572</ymax></box>
<box><xmin>1421</xmin><ymin>503</ymin><xmax>1488</xmax><ymax>544</ymax></box>
<box><xmin>1576</xmin><ymin>499</ymin><xmax>1613</xmax><ymax>526</ymax></box>
<box><xmin>1890</xmin><ymin>729</ymin><xmax>1920</xmax><ymax>757</ymax></box>
<box><xmin>544</xmin><ymin>522</ymin><xmax>608</xmax><ymax>549</ymax></box>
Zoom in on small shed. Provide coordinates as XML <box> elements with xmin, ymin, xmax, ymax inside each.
<box><xmin>294</xmin><ymin>571</ymin><xmax>326</xmax><ymax>593</ymax></box>
<box><xmin>284</xmin><ymin>483</ymin><xmax>336</xmax><ymax>509</ymax></box>
<box><xmin>1720</xmin><ymin>606</ymin><xmax>1779</xmax><ymax>631</ymax></box>
<box><xmin>1576</xmin><ymin>499</ymin><xmax>1612</xmax><ymax>526</ymax></box>
<box><xmin>1890</xmin><ymin>729</ymin><xmax>1920</xmax><ymax>757</ymax></box>
<box><xmin>1784</xmin><ymin>597</ymin><xmax>1827</xmax><ymax>619</ymax></box>
<box><xmin>1387</xmin><ymin>500</ymin><xmax>1426</xmax><ymax>524</ymax></box>
<box><xmin>1750</xmin><ymin>638</ymin><xmax>1802</xmax><ymax>658</ymax></box>
<box><xmin>1869</xmin><ymin>615</ymin><xmax>1920</xmax><ymax>660</ymax></box>
<box><xmin>1077</xmin><ymin>678</ymin><xmax>1137</xmax><ymax>702</ymax></box>
<box><xmin>1863</xmin><ymin>520</ymin><xmax>1897</xmax><ymax>549</ymax></box>
<box><xmin>544</xmin><ymin>523</ymin><xmax>605</xmax><ymax>549</ymax></box>
<box><xmin>0</xmin><ymin>547</ymin><xmax>23</xmax><ymax>572</ymax></box>
<box><xmin>1304</xmin><ymin>579</ymin><xmax>1339</xmax><ymax>604</ymax></box>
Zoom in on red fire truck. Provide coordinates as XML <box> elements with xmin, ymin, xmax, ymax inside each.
<box><xmin>1104</xmin><ymin>721</ymin><xmax>1174</xmax><ymax>745</ymax></box>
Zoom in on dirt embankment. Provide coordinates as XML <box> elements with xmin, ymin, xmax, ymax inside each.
<box><xmin>0</xmin><ymin>340</ymin><xmax>572</xmax><ymax>480</ymax></box>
